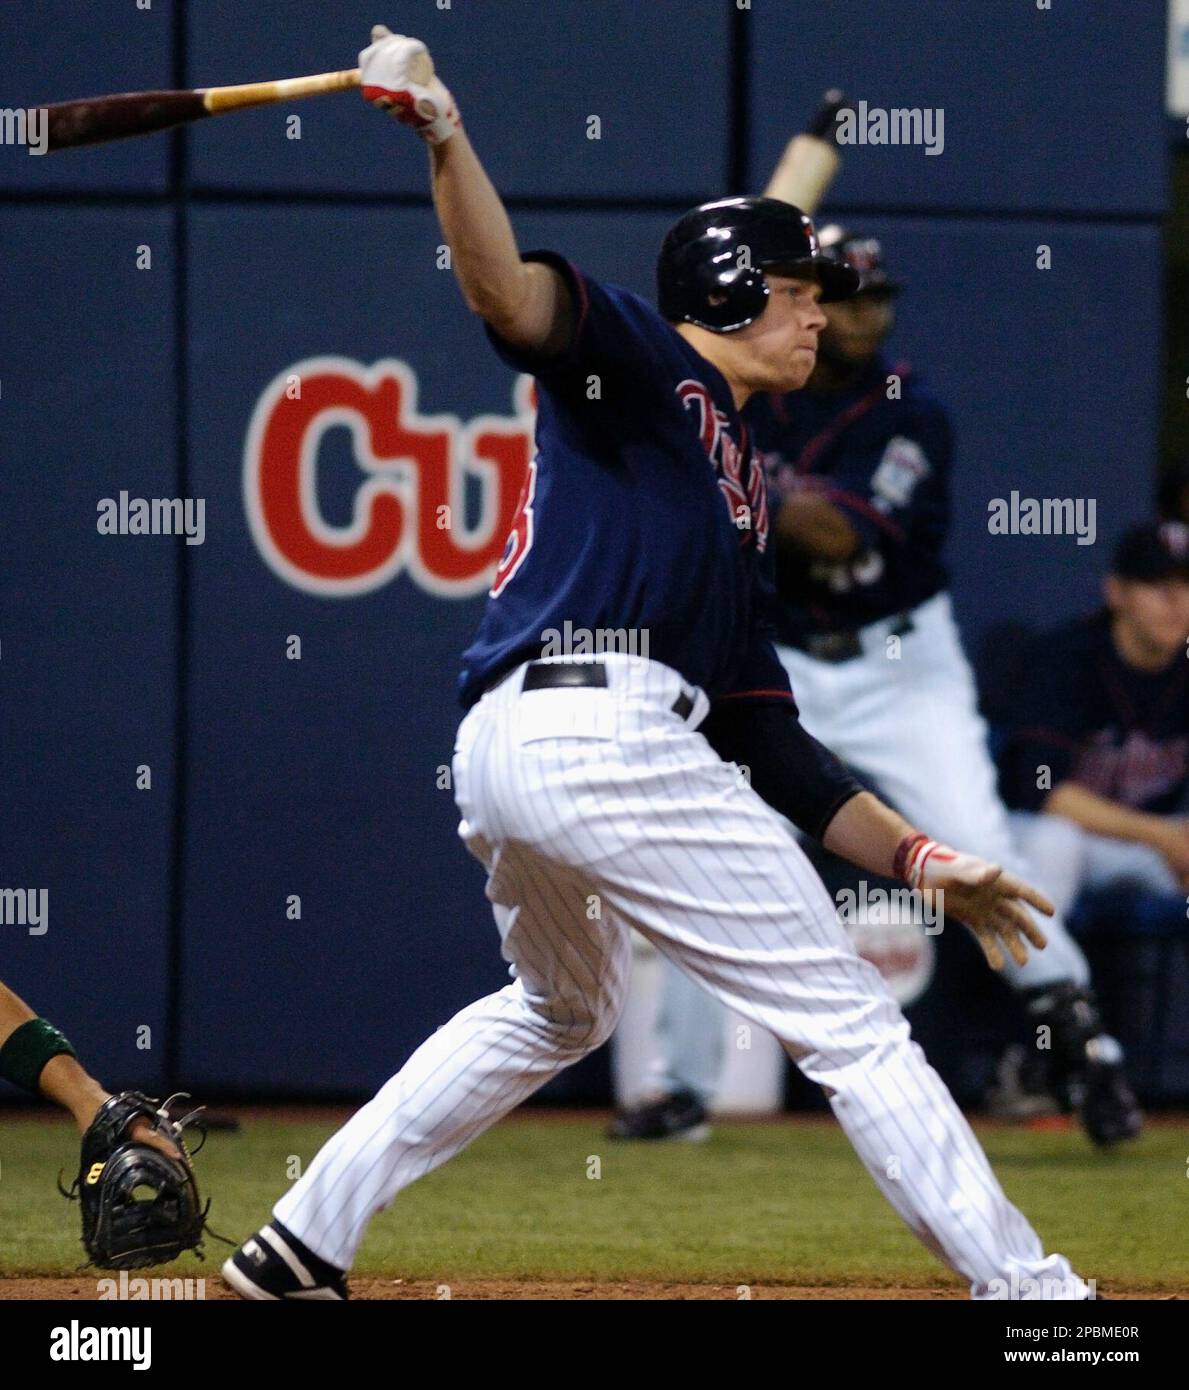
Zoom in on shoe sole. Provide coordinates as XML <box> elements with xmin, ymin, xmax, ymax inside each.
<box><xmin>1086</xmin><ymin>1124</ymin><xmax>1143</xmax><ymax>1148</ymax></box>
<box><xmin>222</xmin><ymin>1256</ymin><xmax>278</xmax><ymax>1301</ymax></box>
<box><xmin>222</xmin><ymin>1256</ymin><xmax>346</xmax><ymax>1301</ymax></box>
<box><xmin>608</xmin><ymin>1122</ymin><xmax>713</xmax><ymax>1143</ymax></box>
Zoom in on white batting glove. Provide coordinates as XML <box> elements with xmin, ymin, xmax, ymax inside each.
<box><xmin>896</xmin><ymin>833</ymin><xmax>1052</xmax><ymax>972</ymax></box>
<box><xmin>359</xmin><ymin>25</ymin><xmax>461</xmax><ymax>144</ymax></box>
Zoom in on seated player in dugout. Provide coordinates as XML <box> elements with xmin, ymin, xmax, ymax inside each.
<box><xmin>997</xmin><ymin>522</ymin><xmax>1189</xmax><ymax>948</ymax></box>
<box><xmin>610</xmin><ymin>228</ymin><xmax>1142</xmax><ymax>1149</ymax></box>
<box><xmin>221</xmin><ymin>27</ymin><xmax>1097</xmax><ymax>1302</ymax></box>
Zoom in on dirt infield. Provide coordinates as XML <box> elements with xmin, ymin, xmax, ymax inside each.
<box><xmin>0</xmin><ymin>1278</ymin><xmax>1167</xmax><ymax>1301</ymax></box>
<box><xmin>0</xmin><ymin>1277</ymin><xmax>967</xmax><ymax>1300</ymax></box>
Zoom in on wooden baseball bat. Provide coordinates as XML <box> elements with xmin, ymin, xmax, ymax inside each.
<box><xmin>763</xmin><ymin>89</ymin><xmax>852</xmax><ymax>215</ymax></box>
<box><xmin>43</xmin><ymin>67</ymin><xmax>363</xmax><ymax>152</ymax></box>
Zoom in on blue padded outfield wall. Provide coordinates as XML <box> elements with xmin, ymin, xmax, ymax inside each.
<box><xmin>0</xmin><ymin>2</ymin><xmax>1170</xmax><ymax>1097</ymax></box>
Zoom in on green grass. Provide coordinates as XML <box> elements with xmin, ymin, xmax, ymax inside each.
<box><xmin>2</xmin><ymin>1111</ymin><xmax>1186</xmax><ymax>1290</ymax></box>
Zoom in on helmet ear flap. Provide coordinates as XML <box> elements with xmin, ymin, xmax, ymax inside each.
<box><xmin>690</xmin><ymin>260</ymin><xmax>769</xmax><ymax>332</ymax></box>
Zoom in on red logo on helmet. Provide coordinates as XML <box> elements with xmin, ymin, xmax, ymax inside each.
<box><xmin>244</xmin><ymin>358</ymin><xmax>534</xmax><ymax>597</ymax></box>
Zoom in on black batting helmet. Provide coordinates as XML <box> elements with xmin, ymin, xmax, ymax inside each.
<box><xmin>657</xmin><ymin>196</ymin><xmax>859</xmax><ymax>333</ymax></box>
<box><xmin>817</xmin><ymin>225</ymin><xmax>902</xmax><ymax>295</ymax></box>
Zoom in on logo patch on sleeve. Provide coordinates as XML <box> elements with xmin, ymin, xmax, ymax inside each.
<box><xmin>871</xmin><ymin>436</ymin><xmax>930</xmax><ymax>508</ymax></box>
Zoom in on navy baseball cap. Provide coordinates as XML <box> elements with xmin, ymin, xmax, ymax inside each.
<box><xmin>1112</xmin><ymin>521</ymin><xmax>1189</xmax><ymax>581</ymax></box>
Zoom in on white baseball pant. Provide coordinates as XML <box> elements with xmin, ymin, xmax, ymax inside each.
<box><xmin>273</xmin><ymin>652</ymin><xmax>1086</xmax><ymax>1298</ymax></box>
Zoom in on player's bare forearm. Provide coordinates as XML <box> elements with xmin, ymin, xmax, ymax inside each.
<box><xmin>820</xmin><ymin>789</ymin><xmax>915</xmax><ymax>877</ymax></box>
<box><xmin>0</xmin><ymin>981</ymin><xmax>106</xmax><ymax>1128</ymax></box>
<box><xmin>38</xmin><ymin>1056</ymin><xmax>109</xmax><ymax>1131</ymax></box>
<box><xmin>0</xmin><ymin>979</ymin><xmax>37</xmax><ymax>1047</ymax></box>
<box><xmin>358</xmin><ymin>27</ymin><xmax>570</xmax><ymax>352</ymax></box>
<box><xmin>428</xmin><ymin>133</ymin><xmax>572</xmax><ymax>353</ymax></box>
<box><xmin>776</xmin><ymin>492</ymin><xmax>860</xmax><ymax>561</ymax></box>
<box><xmin>1043</xmin><ymin>782</ymin><xmax>1170</xmax><ymax>850</ymax></box>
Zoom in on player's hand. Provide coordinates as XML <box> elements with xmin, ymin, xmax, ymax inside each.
<box><xmin>359</xmin><ymin>25</ymin><xmax>461</xmax><ymax>143</ymax></box>
<box><xmin>1152</xmin><ymin>817</ymin><xmax>1189</xmax><ymax>887</ymax></box>
<box><xmin>900</xmin><ymin>835</ymin><xmax>1052</xmax><ymax>971</ymax></box>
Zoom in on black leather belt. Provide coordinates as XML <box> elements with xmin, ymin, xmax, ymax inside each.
<box><xmin>796</xmin><ymin>612</ymin><xmax>916</xmax><ymax>665</ymax></box>
<box><xmin>516</xmin><ymin>660</ymin><xmax>695</xmax><ymax>721</ymax></box>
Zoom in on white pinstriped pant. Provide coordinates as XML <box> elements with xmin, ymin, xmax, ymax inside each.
<box><xmin>274</xmin><ymin>652</ymin><xmax>1085</xmax><ymax>1298</ymax></box>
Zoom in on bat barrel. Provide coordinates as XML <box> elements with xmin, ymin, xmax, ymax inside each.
<box><xmin>46</xmin><ymin>91</ymin><xmax>209</xmax><ymax>151</ymax></box>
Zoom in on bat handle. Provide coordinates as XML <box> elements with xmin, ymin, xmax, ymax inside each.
<box><xmin>202</xmin><ymin>67</ymin><xmax>362</xmax><ymax>115</ymax></box>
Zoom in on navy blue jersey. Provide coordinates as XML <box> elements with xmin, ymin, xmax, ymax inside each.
<box><xmin>458</xmin><ymin>253</ymin><xmax>792</xmax><ymax>711</ymax></box>
<box><xmin>746</xmin><ymin>352</ymin><xmax>952</xmax><ymax>644</ymax></box>
<box><xmin>997</xmin><ymin>612</ymin><xmax>1189</xmax><ymax>814</ymax></box>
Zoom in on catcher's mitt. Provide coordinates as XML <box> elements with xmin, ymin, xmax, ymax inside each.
<box><xmin>59</xmin><ymin>1091</ymin><xmax>210</xmax><ymax>1270</ymax></box>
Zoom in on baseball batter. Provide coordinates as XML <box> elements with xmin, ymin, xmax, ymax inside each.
<box><xmin>615</xmin><ymin>229</ymin><xmax>1141</xmax><ymax>1149</ymax></box>
<box><xmin>223</xmin><ymin>27</ymin><xmax>1091</xmax><ymax>1301</ymax></box>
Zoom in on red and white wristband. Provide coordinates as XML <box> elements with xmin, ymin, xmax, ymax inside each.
<box><xmin>893</xmin><ymin>831</ymin><xmax>954</xmax><ymax>889</ymax></box>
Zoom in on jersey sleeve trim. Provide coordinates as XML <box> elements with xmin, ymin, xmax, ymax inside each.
<box><xmin>715</xmin><ymin>688</ymin><xmax>797</xmax><ymax>703</ymax></box>
<box><xmin>529</xmin><ymin>250</ymin><xmax>593</xmax><ymax>364</ymax></box>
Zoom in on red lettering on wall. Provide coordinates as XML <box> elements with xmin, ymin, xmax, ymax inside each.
<box><xmin>244</xmin><ymin>357</ymin><xmax>534</xmax><ymax>598</ymax></box>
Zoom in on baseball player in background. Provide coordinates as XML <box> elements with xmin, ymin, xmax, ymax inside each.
<box><xmin>998</xmin><ymin>521</ymin><xmax>1189</xmax><ymax>927</ymax></box>
<box><xmin>611</xmin><ymin>229</ymin><xmax>1142</xmax><ymax>1150</ymax></box>
<box><xmin>0</xmin><ymin>977</ymin><xmax>212</xmax><ymax>1274</ymax></box>
<box><xmin>223</xmin><ymin>27</ymin><xmax>1093</xmax><ymax>1301</ymax></box>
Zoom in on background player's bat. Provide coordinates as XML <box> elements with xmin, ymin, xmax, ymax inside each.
<box><xmin>43</xmin><ymin>67</ymin><xmax>364</xmax><ymax>152</ymax></box>
<box><xmin>763</xmin><ymin>89</ymin><xmax>853</xmax><ymax>214</ymax></box>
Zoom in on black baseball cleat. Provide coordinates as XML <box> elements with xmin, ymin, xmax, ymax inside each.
<box><xmin>222</xmin><ymin>1220</ymin><xmax>350</xmax><ymax>1300</ymax></box>
<box><xmin>606</xmin><ymin>1089</ymin><xmax>711</xmax><ymax>1142</ymax></box>
<box><xmin>1080</xmin><ymin>1061</ymin><xmax>1143</xmax><ymax>1148</ymax></box>
<box><xmin>987</xmin><ymin>1044</ymin><xmax>1061</xmax><ymax>1122</ymax></box>
<box><xmin>1023</xmin><ymin>983</ymin><xmax>1143</xmax><ymax>1148</ymax></box>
